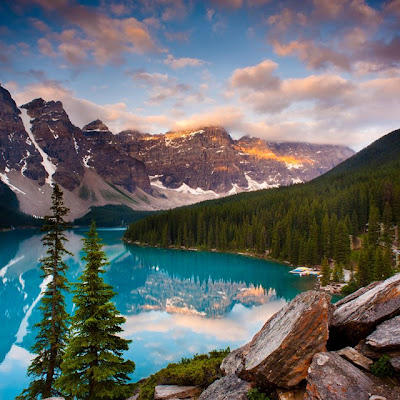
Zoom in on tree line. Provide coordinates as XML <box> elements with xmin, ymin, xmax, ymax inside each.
<box><xmin>125</xmin><ymin>131</ymin><xmax>400</xmax><ymax>290</ymax></box>
<box><xmin>18</xmin><ymin>184</ymin><xmax>134</xmax><ymax>400</ymax></box>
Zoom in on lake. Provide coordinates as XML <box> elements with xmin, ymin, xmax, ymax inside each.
<box><xmin>0</xmin><ymin>228</ymin><xmax>317</xmax><ymax>399</ymax></box>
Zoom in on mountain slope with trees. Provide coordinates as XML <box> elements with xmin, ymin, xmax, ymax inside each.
<box><xmin>125</xmin><ymin>129</ymin><xmax>400</xmax><ymax>288</ymax></box>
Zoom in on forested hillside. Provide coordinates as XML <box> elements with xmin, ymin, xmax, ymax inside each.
<box><xmin>125</xmin><ymin>129</ymin><xmax>400</xmax><ymax>288</ymax></box>
<box><xmin>0</xmin><ymin>181</ymin><xmax>41</xmax><ymax>228</ymax></box>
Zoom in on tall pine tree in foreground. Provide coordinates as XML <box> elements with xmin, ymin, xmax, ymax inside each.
<box><xmin>18</xmin><ymin>184</ymin><xmax>72</xmax><ymax>399</ymax></box>
<box><xmin>56</xmin><ymin>221</ymin><xmax>135</xmax><ymax>400</ymax></box>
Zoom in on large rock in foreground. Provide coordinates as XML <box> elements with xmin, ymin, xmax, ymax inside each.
<box><xmin>329</xmin><ymin>273</ymin><xmax>400</xmax><ymax>349</ymax></box>
<box><xmin>228</xmin><ymin>291</ymin><xmax>331</xmax><ymax>389</ymax></box>
<box><xmin>305</xmin><ymin>352</ymin><xmax>374</xmax><ymax>400</ymax></box>
<box><xmin>198</xmin><ymin>375</ymin><xmax>251</xmax><ymax>400</ymax></box>
<box><xmin>366</xmin><ymin>316</ymin><xmax>400</xmax><ymax>351</ymax></box>
<box><xmin>154</xmin><ymin>385</ymin><xmax>201</xmax><ymax>399</ymax></box>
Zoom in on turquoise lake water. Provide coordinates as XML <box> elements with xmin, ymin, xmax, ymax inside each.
<box><xmin>0</xmin><ymin>228</ymin><xmax>317</xmax><ymax>399</ymax></box>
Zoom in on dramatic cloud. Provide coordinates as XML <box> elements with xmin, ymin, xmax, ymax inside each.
<box><xmin>267</xmin><ymin>0</ymin><xmax>398</xmax><ymax>74</ymax></box>
<box><xmin>164</xmin><ymin>54</ymin><xmax>209</xmax><ymax>69</ymax></box>
<box><xmin>25</xmin><ymin>1</ymin><xmax>161</xmax><ymax>65</ymax></box>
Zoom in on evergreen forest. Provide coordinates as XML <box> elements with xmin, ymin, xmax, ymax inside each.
<box><xmin>125</xmin><ymin>129</ymin><xmax>400</xmax><ymax>289</ymax></box>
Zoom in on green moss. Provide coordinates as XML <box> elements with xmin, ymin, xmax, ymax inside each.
<box><xmin>136</xmin><ymin>348</ymin><xmax>230</xmax><ymax>400</ymax></box>
<box><xmin>371</xmin><ymin>355</ymin><xmax>394</xmax><ymax>377</ymax></box>
<box><xmin>247</xmin><ymin>388</ymin><xmax>271</xmax><ymax>400</ymax></box>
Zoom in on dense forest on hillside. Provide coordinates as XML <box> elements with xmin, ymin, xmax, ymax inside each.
<box><xmin>0</xmin><ymin>181</ymin><xmax>42</xmax><ymax>228</ymax></box>
<box><xmin>125</xmin><ymin>129</ymin><xmax>400</xmax><ymax>287</ymax></box>
<box><xmin>73</xmin><ymin>205</ymin><xmax>154</xmax><ymax>227</ymax></box>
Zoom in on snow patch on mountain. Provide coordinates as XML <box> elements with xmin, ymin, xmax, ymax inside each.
<box><xmin>244</xmin><ymin>172</ymin><xmax>279</xmax><ymax>190</ymax></box>
<box><xmin>0</xmin><ymin>173</ymin><xmax>26</xmax><ymax>194</ymax></box>
<box><xmin>20</xmin><ymin>109</ymin><xmax>56</xmax><ymax>186</ymax></box>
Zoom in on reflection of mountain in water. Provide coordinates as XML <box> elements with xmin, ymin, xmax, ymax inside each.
<box><xmin>0</xmin><ymin>229</ymin><xmax>316</xmax><ymax>367</ymax></box>
<box><xmin>125</xmin><ymin>270</ymin><xmax>276</xmax><ymax>317</ymax></box>
<box><xmin>107</xmin><ymin>243</ymin><xmax>316</xmax><ymax>317</ymax></box>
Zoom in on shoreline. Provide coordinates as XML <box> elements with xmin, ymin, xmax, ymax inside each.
<box><xmin>123</xmin><ymin>238</ymin><xmax>340</xmax><ymax>295</ymax></box>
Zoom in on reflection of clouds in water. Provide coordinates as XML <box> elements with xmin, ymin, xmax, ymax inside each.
<box><xmin>123</xmin><ymin>300</ymin><xmax>286</xmax><ymax>342</ymax></box>
<box><xmin>124</xmin><ymin>300</ymin><xmax>287</xmax><ymax>380</ymax></box>
<box><xmin>0</xmin><ymin>345</ymin><xmax>32</xmax><ymax>373</ymax></box>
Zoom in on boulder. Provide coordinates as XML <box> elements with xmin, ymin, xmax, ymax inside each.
<box><xmin>329</xmin><ymin>274</ymin><xmax>400</xmax><ymax>349</ymax></box>
<box><xmin>126</xmin><ymin>395</ymin><xmax>139</xmax><ymax>400</ymax></box>
<box><xmin>220</xmin><ymin>343</ymin><xmax>251</xmax><ymax>376</ymax></box>
<box><xmin>305</xmin><ymin>352</ymin><xmax>374</xmax><ymax>400</ymax></box>
<box><xmin>198</xmin><ymin>375</ymin><xmax>251</xmax><ymax>400</ymax></box>
<box><xmin>390</xmin><ymin>356</ymin><xmax>400</xmax><ymax>375</ymax></box>
<box><xmin>334</xmin><ymin>281</ymin><xmax>381</xmax><ymax>307</ymax></box>
<box><xmin>335</xmin><ymin>346</ymin><xmax>373</xmax><ymax>371</ymax></box>
<box><xmin>237</xmin><ymin>291</ymin><xmax>331</xmax><ymax>389</ymax></box>
<box><xmin>154</xmin><ymin>385</ymin><xmax>201</xmax><ymax>399</ymax></box>
<box><xmin>366</xmin><ymin>316</ymin><xmax>400</xmax><ymax>351</ymax></box>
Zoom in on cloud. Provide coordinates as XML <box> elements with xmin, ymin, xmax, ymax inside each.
<box><xmin>131</xmin><ymin>69</ymin><xmax>169</xmax><ymax>86</ymax></box>
<box><xmin>230</xmin><ymin>60</ymin><xmax>280</xmax><ymax>90</ymax></box>
<box><xmin>206</xmin><ymin>8</ymin><xmax>215</xmax><ymax>21</ymax></box>
<box><xmin>164</xmin><ymin>31</ymin><xmax>190</xmax><ymax>42</ymax></box>
<box><xmin>137</xmin><ymin>0</ymin><xmax>190</xmax><ymax>21</ymax></box>
<box><xmin>173</xmin><ymin>105</ymin><xmax>245</xmax><ymax>131</ymax></box>
<box><xmin>267</xmin><ymin>1</ymin><xmax>397</xmax><ymax>74</ymax></box>
<box><xmin>164</xmin><ymin>54</ymin><xmax>209</xmax><ymax>69</ymax></box>
<box><xmin>7</xmin><ymin>81</ymin><xmax>171</xmax><ymax>134</ymax></box>
<box><xmin>26</xmin><ymin>0</ymin><xmax>161</xmax><ymax>65</ymax></box>
<box><xmin>271</xmin><ymin>39</ymin><xmax>351</xmax><ymax>71</ymax></box>
<box><xmin>209</xmin><ymin>0</ymin><xmax>243</xmax><ymax>9</ymax></box>
<box><xmin>230</xmin><ymin>60</ymin><xmax>355</xmax><ymax>114</ymax></box>
<box><xmin>29</xmin><ymin>18</ymin><xmax>49</xmax><ymax>32</ymax></box>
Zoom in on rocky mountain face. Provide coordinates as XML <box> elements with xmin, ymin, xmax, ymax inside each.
<box><xmin>0</xmin><ymin>85</ymin><xmax>355</xmax><ymax>218</ymax></box>
<box><xmin>142</xmin><ymin>273</ymin><xmax>400</xmax><ymax>400</ymax></box>
<box><xmin>0</xmin><ymin>87</ymin><xmax>45</xmax><ymax>184</ymax></box>
<box><xmin>118</xmin><ymin>127</ymin><xmax>354</xmax><ymax>193</ymax></box>
<box><xmin>21</xmin><ymin>97</ymin><xmax>85</xmax><ymax>191</ymax></box>
<box><xmin>82</xmin><ymin>120</ymin><xmax>151</xmax><ymax>194</ymax></box>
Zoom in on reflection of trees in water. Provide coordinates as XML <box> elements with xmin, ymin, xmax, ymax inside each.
<box><xmin>0</xmin><ymin>229</ymin><xmax>316</xmax><ymax>366</ymax></box>
<box><xmin>106</xmin><ymin>243</ymin><xmax>315</xmax><ymax>317</ymax></box>
<box><xmin>124</xmin><ymin>271</ymin><xmax>277</xmax><ymax>317</ymax></box>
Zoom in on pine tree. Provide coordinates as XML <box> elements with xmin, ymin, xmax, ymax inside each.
<box><xmin>368</xmin><ymin>205</ymin><xmax>380</xmax><ymax>246</ymax></box>
<box><xmin>18</xmin><ymin>184</ymin><xmax>72</xmax><ymax>399</ymax></box>
<box><xmin>332</xmin><ymin>262</ymin><xmax>344</xmax><ymax>282</ymax></box>
<box><xmin>56</xmin><ymin>221</ymin><xmax>135</xmax><ymax>400</ymax></box>
<box><xmin>320</xmin><ymin>257</ymin><xmax>331</xmax><ymax>286</ymax></box>
<box><xmin>334</xmin><ymin>220</ymin><xmax>350</xmax><ymax>266</ymax></box>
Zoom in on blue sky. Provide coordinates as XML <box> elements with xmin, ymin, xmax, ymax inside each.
<box><xmin>1</xmin><ymin>0</ymin><xmax>399</xmax><ymax>149</ymax></box>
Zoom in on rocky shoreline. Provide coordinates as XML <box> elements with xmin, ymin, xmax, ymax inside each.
<box><xmin>132</xmin><ymin>273</ymin><xmax>400</xmax><ymax>400</ymax></box>
<box><xmin>45</xmin><ymin>274</ymin><xmax>400</xmax><ymax>400</ymax></box>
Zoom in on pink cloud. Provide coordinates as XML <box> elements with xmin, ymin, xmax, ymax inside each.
<box><xmin>272</xmin><ymin>39</ymin><xmax>351</xmax><ymax>70</ymax></box>
<box><xmin>267</xmin><ymin>1</ymin><xmax>395</xmax><ymax>73</ymax></box>
<box><xmin>164</xmin><ymin>54</ymin><xmax>209</xmax><ymax>69</ymax></box>
<box><xmin>230</xmin><ymin>60</ymin><xmax>280</xmax><ymax>90</ymax></box>
<box><xmin>18</xmin><ymin>0</ymin><xmax>161</xmax><ymax>66</ymax></box>
<box><xmin>38</xmin><ymin>38</ymin><xmax>57</xmax><ymax>57</ymax></box>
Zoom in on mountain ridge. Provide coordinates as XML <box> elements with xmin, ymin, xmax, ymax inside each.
<box><xmin>0</xmin><ymin>85</ymin><xmax>354</xmax><ymax>222</ymax></box>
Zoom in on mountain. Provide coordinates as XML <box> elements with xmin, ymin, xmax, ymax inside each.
<box><xmin>124</xmin><ymin>128</ymin><xmax>400</xmax><ymax>271</ymax></box>
<box><xmin>0</xmin><ymin>85</ymin><xmax>354</xmax><ymax>222</ymax></box>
